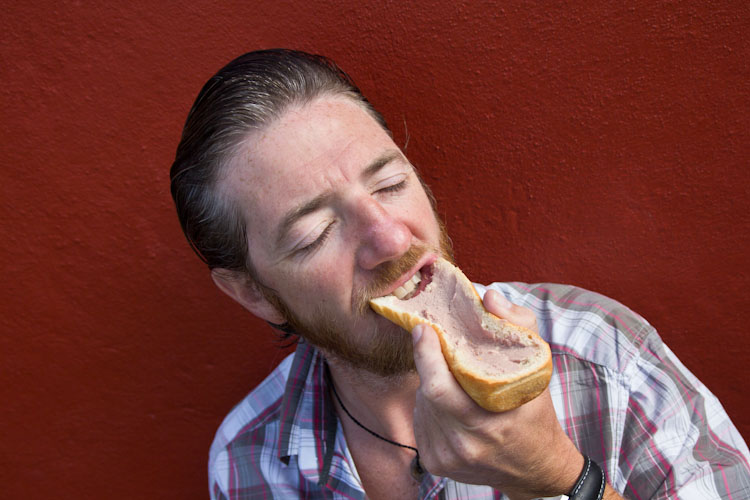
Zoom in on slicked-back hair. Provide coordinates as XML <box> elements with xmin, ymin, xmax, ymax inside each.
<box><xmin>169</xmin><ymin>49</ymin><xmax>390</xmax><ymax>276</ymax></box>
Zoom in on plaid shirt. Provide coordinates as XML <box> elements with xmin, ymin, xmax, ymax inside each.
<box><xmin>209</xmin><ymin>282</ymin><xmax>750</xmax><ymax>499</ymax></box>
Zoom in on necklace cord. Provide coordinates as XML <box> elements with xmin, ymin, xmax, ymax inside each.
<box><xmin>327</xmin><ymin>369</ymin><xmax>420</xmax><ymax>460</ymax></box>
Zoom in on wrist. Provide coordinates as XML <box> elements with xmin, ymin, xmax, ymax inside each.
<box><xmin>555</xmin><ymin>448</ymin><xmax>586</xmax><ymax>495</ymax></box>
<box><xmin>565</xmin><ymin>456</ymin><xmax>606</xmax><ymax>500</ymax></box>
<box><xmin>497</xmin><ymin>449</ymin><xmax>584</xmax><ymax>500</ymax></box>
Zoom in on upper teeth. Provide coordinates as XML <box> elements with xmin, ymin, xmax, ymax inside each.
<box><xmin>391</xmin><ymin>271</ymin><xmax>422</xmax><ymax>299</ymax></box>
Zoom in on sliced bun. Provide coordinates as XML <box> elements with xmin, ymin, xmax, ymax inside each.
<box><xmin>370</xmin><ymin>258</ymin><xmax>552</xmax><ymax>412</ymax></box>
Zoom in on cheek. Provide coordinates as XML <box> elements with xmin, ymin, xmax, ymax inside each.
<box><xmin>280</xmin><ymin>261</ymin><xmax>351</xmax><ymax>308</ymax></box>
<box><xmin>409</xmin><ymin>191</ymin><xmax>441</xmax><ymax>238</ymax></box>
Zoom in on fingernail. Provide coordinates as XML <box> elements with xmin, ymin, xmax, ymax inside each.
<box><xmin>495</xmin><ymin>294</ymin><xmax>512</xmax><ymax>309</ymax></box>
<box><xmin>412</xmin><ymin>324</ymin><xmax>424</xmax><ymax>344</ymax></box>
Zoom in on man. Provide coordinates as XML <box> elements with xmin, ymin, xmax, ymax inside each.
<box><xmin>170</xmin><ymin>49</ymin><xmax>749</xmax><ymax>499</ymax></box>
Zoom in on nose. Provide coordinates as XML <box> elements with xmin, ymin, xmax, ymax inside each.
<box><xmin>355</xmin><ymin>198</ymin><xmax>411</xmax><ymax>270</ymax></box>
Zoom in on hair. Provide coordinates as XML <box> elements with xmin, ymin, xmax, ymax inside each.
<box><xmin>169</xmin><ymin>49</ymin><xmax>390</xmax><ymax>276</ymax></box>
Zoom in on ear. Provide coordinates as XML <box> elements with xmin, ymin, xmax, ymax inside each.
<box><xmin>210</xmin><ymin>268</ymin><xmax>286</xmax><ymax>325</ymax></box>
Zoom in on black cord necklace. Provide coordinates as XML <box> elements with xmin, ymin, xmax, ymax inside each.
<box><xmin>328</xmin><ymin>373</ymin><xmax>425</xmax><ymax>482</ymax></box>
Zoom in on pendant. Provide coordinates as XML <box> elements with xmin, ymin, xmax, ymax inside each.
<box><xmin>410</xmin><ymin>455</ymin><xmax>425</xmax><ymax>482</ymax></box>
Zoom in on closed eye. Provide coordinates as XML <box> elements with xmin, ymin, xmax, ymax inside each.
<box><xmin>297</xmin><ymin>221</ymin><xmax>335</xmax><ymax>255</ymax></box>
<box><xmin>376</xmin><ymin>178</ymin><xmax>407</xmax><ymax>194</ymax></box>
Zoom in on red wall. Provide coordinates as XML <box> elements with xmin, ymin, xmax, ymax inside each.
<box><xmin>2</xmin><ymin>1</ymin><xmax>748</xmax><ymax>497</ymax></box>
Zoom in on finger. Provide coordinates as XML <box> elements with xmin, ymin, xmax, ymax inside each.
<box><xmin>483</xmin><ymin>289</ymin><xmax>513</xmax><ymax>316</ymax></box>
<box><xmin>411</xmin><ymin>323</ymin><xmax>472</xmax><ymax>407</ymax></box>
<box><xmin>483</xmin><ymin>289</ymin><xmax>537</xmax><ymax>331</ymax></box>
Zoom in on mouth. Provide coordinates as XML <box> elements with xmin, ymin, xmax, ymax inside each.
<box><xmin>385</xmin><ymin>257</ymin><xmax>436</xmax><ymax>301</ymax></box>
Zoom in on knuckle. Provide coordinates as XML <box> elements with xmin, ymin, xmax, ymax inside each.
<box><xmin>421</xmin><ymin>448</ymin><xmax>450</xmax><ymax>476</ymax></box>
<box><xmin>518</xmin><ymin>307</ymin><xmax>538</xmax><ymax>329</ymax></box>
<box><xmin>453</xmin><ymin>438</ymin><xmax>481</xmax><ymax>465</ymax></box>
<box><xmin>424</xmin><ymin>461</ymin><xmax>445</xmax><ymax>477</ymax></box>
<box><xmin>420</xmin><ymin>380</ymin><xmax>448</xmax><ymax>402</ymax></box>
<box><xmin>419</xmin><ymin>453</ymin><xmax>439</xmax><ymax>475</ymax></box>
<box><xmin>421</xmin><ymin>439</ymin><xmax>483</xmax><ymax>476</ymax></box>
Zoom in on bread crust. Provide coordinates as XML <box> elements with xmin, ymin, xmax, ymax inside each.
<box><xmin>370</xmin><ymin>259</ymin><xmax>552</xmax><ymax>412</ymax></box>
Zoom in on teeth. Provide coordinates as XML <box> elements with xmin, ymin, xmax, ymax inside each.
<box><xmin>411</xmin><ymin>270</ymin><xmax>422</xmax><ymax>285</ymax></box>
<box><xmin>391</xmin><ymin>271</ymin><xmax>422</xmax><ymax>299</ymax></box>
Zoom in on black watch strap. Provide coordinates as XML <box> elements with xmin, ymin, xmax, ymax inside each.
<box><xmin>566</xmin><ymin>455</ymin><xmax>605</xmax><ymax>500</ymax></box>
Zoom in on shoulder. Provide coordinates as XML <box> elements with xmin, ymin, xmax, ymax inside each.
<box><xmin>208</xmin><ymin>352</ymin><xmax>296</xmax><ymax>498</ymax></box>
<box><xmin>210</xmin><ymin>352</ymin><xmax>295</xmax><ymax>452</ymax></box>
<box><xmin>475</xmin><ymin>282</ymin><xmax>750</xmax><ymax>498</ymax></box>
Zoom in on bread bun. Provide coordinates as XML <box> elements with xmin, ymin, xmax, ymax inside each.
<box><xmin>370</xmin><ymin>258</ymin><xmax>552</xmax><ymax>412</ymax></box>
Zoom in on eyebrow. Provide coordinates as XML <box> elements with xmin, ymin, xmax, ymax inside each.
<box><xmin>274</xmin><ymin>150</ymin><xmax>403</xmax><ymax>250</ymax></box>
<box><xmin>362</xmin><ymin>150</ymin><xmax>402</xmax><ymax>179</ymax></box>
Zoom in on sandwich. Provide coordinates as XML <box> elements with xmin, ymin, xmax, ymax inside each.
<box><xmin>370</xmin><ymin>258</ymin><xmax>552</xmax><ymax>412</ymax></box>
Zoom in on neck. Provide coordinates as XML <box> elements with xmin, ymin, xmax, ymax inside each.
<box><xmin>324</xmin><ymin>354</ymin><xmax>420</xmax><ymax>447</ymax></box>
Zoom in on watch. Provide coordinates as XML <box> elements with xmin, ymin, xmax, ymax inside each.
<box><xmin>564</xmin><ymin>455</ymin><xmax>605</xmax><ymax>500</ymax></box>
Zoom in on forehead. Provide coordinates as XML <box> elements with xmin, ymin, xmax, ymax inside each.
<box><xmin>221</xmin><ymin>95</ymin><xmax>399</xmax><ymax>237</ymax></box>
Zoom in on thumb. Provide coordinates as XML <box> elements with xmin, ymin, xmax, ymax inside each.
<box><xmin>411</xmin><ymin>323</ymin><xmax>466</xmax><ymax>406</ymax></box>
<box><xmin>411</xmin><ymin>323</ymin><xmax>444</xmax><ymax>375</ymax></box>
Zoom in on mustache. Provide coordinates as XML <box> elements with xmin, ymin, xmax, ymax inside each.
<box><xmin>352</xmin><ymin>244</ymin><xmax>428</xmax><ymax>315</ymax></box>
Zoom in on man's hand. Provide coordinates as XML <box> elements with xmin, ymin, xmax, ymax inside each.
<box><xmin>410</xmin><ymin>290</ymin><xmax>584</xmax><ymax>500</ymax></box>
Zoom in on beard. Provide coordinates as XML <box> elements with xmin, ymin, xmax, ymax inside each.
<box><xmin>260</xmin><ymin>218</ymin><xmax>454</xmax><ymax>377</ymax></box>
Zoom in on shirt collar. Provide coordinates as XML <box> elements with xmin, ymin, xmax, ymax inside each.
<box><xmin>275</xmin><ymin>341</ymin><xmax>449</xmax><ymax>497</ymax></box>
<box><xmin>277</xmin><ymin>341</ymin><xmax>338</xmax><ymax>485</ymax></box>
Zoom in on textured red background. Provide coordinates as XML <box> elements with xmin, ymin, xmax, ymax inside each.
<box><xmin>2</xmin><ymin>1</ymin><xmax>748</xmax><ymax>498</ymax></box>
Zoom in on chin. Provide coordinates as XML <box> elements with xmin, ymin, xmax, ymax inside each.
<box><xmin>368</xmin><ymin>312</ymin><xmax>409</xmax><ymax>336</ymax></box>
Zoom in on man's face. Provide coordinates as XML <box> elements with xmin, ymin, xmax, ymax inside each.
<box><xmin>221</xmin><ymin>95</ymin><xmax>451</xmax><ymax>376</ymax></box>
